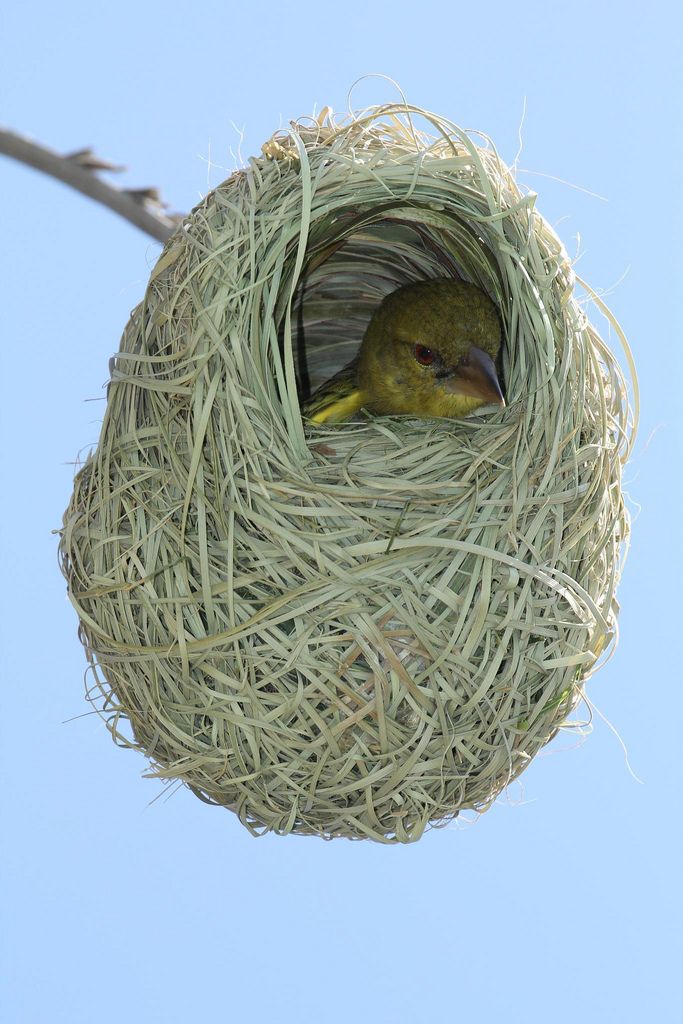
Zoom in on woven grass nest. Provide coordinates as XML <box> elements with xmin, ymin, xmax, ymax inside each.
<box><xmin>60</xmin><ymin>103</ymin><xmax>637</xmax><ymax>843</ymax></box>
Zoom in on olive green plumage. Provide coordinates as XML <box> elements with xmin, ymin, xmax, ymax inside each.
<box><xmin>304</xmin><ymin>279</ymin><xmax>505</xmax><ymax>424</ymax></box>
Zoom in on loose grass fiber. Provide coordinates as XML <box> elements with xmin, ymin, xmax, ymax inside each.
<box><xmin>59</xmin><ymin>104</ymin><xmax>637</xmax><ymax>842</ymax></box>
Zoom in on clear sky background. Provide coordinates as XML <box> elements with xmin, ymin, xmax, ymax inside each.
<box><xmin>1</xmin><ymin>2</ymin><xmax>681</xmax><ymax>1021</ymax></box>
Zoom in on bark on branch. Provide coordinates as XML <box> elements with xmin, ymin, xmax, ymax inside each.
<box><xmin>0</xmin><ymin>128</ymin><xmax>181</xmax><ymax>243</ymax></box>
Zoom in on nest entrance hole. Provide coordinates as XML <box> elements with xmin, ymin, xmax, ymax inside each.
<box><xmin>289</xmin><ymin>215</ymin><xmax>502</xmax><ymax>404</ymax></box>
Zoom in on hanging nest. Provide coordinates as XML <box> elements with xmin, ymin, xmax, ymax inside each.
<box><xmin>59</xmin><ymin>103</ymin><xmax>637</xmax><ymax>843</ymax></box>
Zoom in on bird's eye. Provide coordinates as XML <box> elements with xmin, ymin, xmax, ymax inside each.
<box><xmin>414</xmin><ymin>344</ymin><xmax>435</xmax><ymax>366</ymax></box>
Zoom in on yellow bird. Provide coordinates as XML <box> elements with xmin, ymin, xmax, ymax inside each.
<box><xmin>303</xmin><ymin>278</ymin><xmax>505</xmax><ymax>424</ymax></box>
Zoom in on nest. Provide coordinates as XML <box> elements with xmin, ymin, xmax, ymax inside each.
<box><xmin>59</xmin><ymin>104</ymin><xmax>637</xmax><ymax>843</ymax></box>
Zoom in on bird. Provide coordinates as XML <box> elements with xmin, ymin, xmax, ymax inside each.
<box><xmin>302</xmin><ymin>278</ymin><xmax>505</xmax><ymax>424</ymax></box>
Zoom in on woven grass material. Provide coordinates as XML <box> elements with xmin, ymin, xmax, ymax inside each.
<box><xmin>60</xmin><ymin>104</ymin><xmax>637</xmax><ymax>843</ymax></box>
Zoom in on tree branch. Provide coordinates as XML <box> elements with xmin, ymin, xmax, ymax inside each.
<box><xmin>0</xmin><ymin>128</ymin><xmax>182</xmax><ymax>243</ymax></box>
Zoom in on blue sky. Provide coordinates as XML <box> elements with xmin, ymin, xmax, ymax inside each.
<box><xmin>1</xmin><ymin>2</ymin><xmax>681</xmax><ymax>1021</ymax></box>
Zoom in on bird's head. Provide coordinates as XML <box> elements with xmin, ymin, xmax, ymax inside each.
<box><xmin>357</xmin><ymin>278</ymin><xmax>505</xmax><ymax>418</ymax></box>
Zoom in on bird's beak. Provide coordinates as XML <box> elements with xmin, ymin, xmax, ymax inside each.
<box><xmin>443</xmin><ymin>346</ymin><xmax>505</xmax><ymax>406</ymax></box>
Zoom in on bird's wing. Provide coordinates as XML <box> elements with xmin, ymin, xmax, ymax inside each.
<box><xmin>302</xmin><ymin>360</ymin><xmax>366</xmax><ymax>424</ymax></box>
